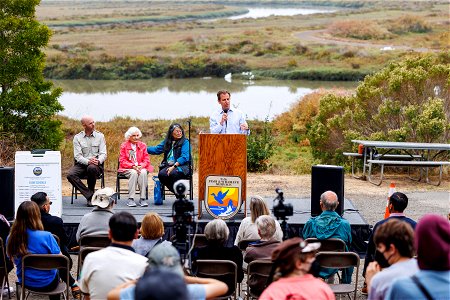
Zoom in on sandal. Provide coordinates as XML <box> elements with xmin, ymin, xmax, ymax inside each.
<box><xmin>71</xmin><ymin>285</ymin><xmax>81</xmax><ymax>300</ymax></box>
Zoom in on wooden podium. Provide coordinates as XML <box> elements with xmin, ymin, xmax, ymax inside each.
<box><xmin>198</xmin><ymin>134</ymin><xmax>247</xmax><ymax>218</ymax></box>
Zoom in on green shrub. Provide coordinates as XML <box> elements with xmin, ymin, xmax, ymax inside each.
<box><xmin>247</xmin><ymin>118</ymin><xmax>275</xmax><ymax>172</ymax></box>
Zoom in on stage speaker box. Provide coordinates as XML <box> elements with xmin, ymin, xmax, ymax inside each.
<box><xmin>0</xmin><ymin>167</ymin><xmax>15</xmax><ymax>220</ymax></box>
<box><xmin>311</xmin><ymin>165</ymin><xmax>344</xmax><ymax>217</ymax></box>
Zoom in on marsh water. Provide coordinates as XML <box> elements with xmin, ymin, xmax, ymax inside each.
<box><xmin>228</xmin><ymin>7</ymin><xmax>336</xmax><ymax>20</ymax></box>
<box><xmin>53</xmin><ymin>78</ymin><xmax>357</xmax><ymax>121</ymax></box>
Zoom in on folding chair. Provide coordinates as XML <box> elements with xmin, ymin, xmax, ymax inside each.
<box><xmin>77</xmin><ymin>247</ymin><xmax>102</xmax><ymax>279</ymax></box>
<box><xmin>305</xmin><ymin>238</ymin><xmax>346</xmax><ymax>252</ymax></box>
<box><xmin>0</xmin><ymin>238</ymin><xmax>11</xmax><ymax>300</ymax></box>
<box><xmin>246</xmin><ymin>260</ymin><xmax>272</xmax><ymax>300</ymax></box>
<box><xmin>71</xmin><ymin>162</ymin><xmax>105</xmax><ymax>204</ymax></box>
<box><xmin>116</xmin><ymin>158</ymin><xmax>148</xmax><ymax>200</ymax></box>
<box><xmin>16</xmin><ymin>254</ymin><xmax>70</xmax><ymax>300</ymax></box>
<box><xmin>191</xmin><ymin>234</ymin><xmax>208</xmax><ymax>248</ymax></box>
<box><xmin>79</xmin><ymin>234</ymin><xmax>111</xmax><ymax>248</ymax></box>
<box><xmin>315</xmin><ymin>251</ymin><xmax>360</xmax><ymax>300</ymax></box>
<box><xmin>237</xmin><ymin>239</ymin><xmax>260</xmax><ymax>251</ymax></box>
<box><xmin>195</xmin><ymin>259</ymin><xmax>238</xmax><ymax>300</ymax></box>
<box><xmin>160</xmin><ymin>172</ymin><xmax>194</xmax><ymax>200</ymax></box>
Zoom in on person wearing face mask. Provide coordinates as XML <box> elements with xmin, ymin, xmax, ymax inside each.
<box><xmin>147</xmin><ymin>123</ymin><xmax>191</xmax><ymax>194</ymax></box>
<box><xmin>260</xmin><ymin>237</ymin><xmax>335</xmax><ymax>300</ymax></box>
<box><xmin>365</xmin><ymin>219</ymin><xmax>418</xmax><ymax>300</ymax></box>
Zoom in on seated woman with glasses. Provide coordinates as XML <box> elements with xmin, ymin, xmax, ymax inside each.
<box><xmin>119</xmin><ymin>126</ymin><xmax>153</xmax><ymax>207</ymax></box>
<box><xmin>147</xmin><ymin>123</ymin><xmax>191</xmax><ymax>194</ymax></box>
<box><xmin>234</xmin><ymin>195</ymin><xmax>283</xmax><ymax>247</ymax></box>
<box><xmin>6</xmin><ymin>201</ymin><xmax>62</xmax><ymax>300</ymax></box>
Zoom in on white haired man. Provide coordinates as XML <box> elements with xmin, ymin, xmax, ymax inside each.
<box><xmin>67</xmin><ymin>115</ymin><xmax>107</xmax><ymax>206</ymax></box>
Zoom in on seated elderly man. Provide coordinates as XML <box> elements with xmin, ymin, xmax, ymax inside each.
<box><xmin>244</xmin><ymin>215</ymin><xmax>281</xmax><ymax>263</ymax></box>
<box><xmin>302</xmin><ymin>190</ymin><xmax>352</xmax><ymax>283</ymax></box>
<box><xmin>76</xmin><ymin>187</ymin><xmax>116</xmax><ymax>243</ymax></box>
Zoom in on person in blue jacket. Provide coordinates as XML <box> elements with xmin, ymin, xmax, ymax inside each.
<box><xmin>6</xmin><ymin>201</ymin><xmax>61</xmax><ymax>300</ymax></box>
<box><xmin>302</xmin><ymin>190</ymin><xmax>353</xmax><ymax>283</ymax></box>
<box><xmin>147</xmin><ymin>123</ymin><xmax>191</xmax><ymax>193</ymax></box>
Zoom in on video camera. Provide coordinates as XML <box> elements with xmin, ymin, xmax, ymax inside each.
<box><xmin>273</xmin><ymin>188</ymin><xmax>293</xmax><ymax>220</ymax></box>
<box><xmin>172</xmin><ymin>180</ymin><xmax>195</xmax><ymax>252</ymax></box>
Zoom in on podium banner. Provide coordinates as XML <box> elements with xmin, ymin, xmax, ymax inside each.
<box><xmin>15</xmin><ymin>151</ymin><xmax>62</xmax><ymax>217</ymax></box>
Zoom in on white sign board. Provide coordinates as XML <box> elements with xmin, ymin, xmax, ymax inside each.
<box><xmin>15</xmin><ymin>151</ymin><xmax>62</xmax><ymax>217</ymax></box>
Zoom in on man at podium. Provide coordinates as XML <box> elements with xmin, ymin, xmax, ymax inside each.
<box><xmin>210</xmin><ymin>90</ymin><xmax>250</xmax><ymax>135</ymax></box>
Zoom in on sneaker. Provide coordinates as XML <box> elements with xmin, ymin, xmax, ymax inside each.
<box><xmin>139</xmin><ymin>199</ymin><xmax>148</xmax><ymax>207</ymax></box>
<box><xmin>86</xmin><ymin>200</ymin><xmax>93</xmax><ymax>207</ymax></box>
<box><xmin>126</xmin><ymin>199</ymin><xmax>137</xmax><ymax>207</ymax></box>
<box><xmin>1</xmin><ymin>286</ymin><xmax>14</xmax><ymax>296</ymax></box>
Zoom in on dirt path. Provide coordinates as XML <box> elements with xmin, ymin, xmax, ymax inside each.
<box><xmin>295</xmin><ymin>29</ymin><xmax>436</xmax><ymax>52</ymax></box>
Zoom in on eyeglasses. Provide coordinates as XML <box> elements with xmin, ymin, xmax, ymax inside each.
<box><xmin>46</xmin><ymin>201</ymin><xmax>52</xmax><ymax>206</ymax></box>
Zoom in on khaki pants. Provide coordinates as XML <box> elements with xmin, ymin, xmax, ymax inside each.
<box><xmin>122</xmin><ymin>169</ymin><xmax>148</xmax><ymax>199</ymax></box>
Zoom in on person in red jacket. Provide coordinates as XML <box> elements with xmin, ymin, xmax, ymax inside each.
<box><xmin>119</xmin><ymin>127</ymin><xmax>153</xmax><ymax>207</ymax></box>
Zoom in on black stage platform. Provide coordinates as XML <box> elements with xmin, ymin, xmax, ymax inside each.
<box><xmin>62</xmin><ymin>195</ymin><xmax>371</xmax><ymax>255</ymax></box>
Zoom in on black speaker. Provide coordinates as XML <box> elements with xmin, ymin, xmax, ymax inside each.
<box><xmin>0</xmin><ymin>167</ymin><xmax>15</xmax><ymax>220</ymax></box>
<box><xmin>311</xmin><ymin>165</ymin><xmax>344</xmax><ymax>217</ymax></box>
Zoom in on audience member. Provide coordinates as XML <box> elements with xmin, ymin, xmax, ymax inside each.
<box><xmin>244</xmin><ymin>215</ymin><xmax>281</xmax><ymax>263</ymax></box>
<box><xmin>260</xmin><ymin>237</ymin><xmax>334</xmax><ymax>300</ymax></box>
<box><xmin>210</xmin><ymin>90</ymin><xmax>250</xmax><ymax>135</ymax></box>
<box><xmin>147</xmin><ymin>123</ymin><xmax>191</xmax><ymax>194</ymax></box>
<box><xmin>362</xmin><ymin>191</ymin><xmax>416</xmax><ymax>293</ymax></box>
<box><xmin>79</xmin><ymin>211</ymin><xmax>147</xmax><ymax>299</ymax></box>
<box><xmin>302</xmin><ymin>190</ymin><xmax>352</xmax><ymax>283</ymax></box>
<box><xmin>6</xmin><ymin>201</ymin><xmax>61</xmax><ymax>300</ymax></box>
<box><xmin>0</xmin><ymin>212</ymin><xmax>13</xmax><ymax>294</ymax></box>
<box><xmin>107</xmin><ymin>243</ymin><xmax>228</xmax><ymax>300</ymax></box>
<box><xmin>119</xmin><ymin>126</ymin><xmax>153</xmax><ymax>207</ymax></box>
<box><xmin>365</xmin><ymin>219</ymin><xmax>418</xmax><ymax>300</ymax></box>
<box><xmin>76</xmin><ymin>187</ymin><xmax>116</xmax><ymax>243</ymax></box>
<box><xmin>132</xmin><ymin>212</ymin><xmax>171</xmax><ymax>256</ymax></box>
<box><xmin>234</xmin><ymin>195</ymin><xmax>282</xmax><ymax>246</ymax></box>
<box><xmin>30</xmin><ymin>192</ymin><xmax>80</xmax><ymax>298</ymax></box>
<box><xmin>192</xmin><ymin>219</ymin><xmax>244</xmax><ymax>293</ymax></box>
<box><xmin>67</xmin><ymin>115</ymin><xmax>107</xmax><ymax>206</ymax></box>
<box><xmin>386</xmin><ymin>214</ymin><xmax>450</xmax><ymax>299</ymax></box>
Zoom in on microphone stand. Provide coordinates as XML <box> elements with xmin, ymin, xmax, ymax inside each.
<box><xmin>186</xmin><ymin>119</ymin><xmax>193</xmax><ymax>200</ymax></box>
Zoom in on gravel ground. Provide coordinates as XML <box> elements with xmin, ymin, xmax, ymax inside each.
<box><xmin>7</xmin><ymin>174</ymin><xmax>449</xmax><ymax>299</ymax></box>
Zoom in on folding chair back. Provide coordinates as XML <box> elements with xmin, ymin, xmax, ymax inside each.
<box><xmin>77</xmin><ymin>247</ymin><xmax>102</xmax><ymax>278</ymax></box>
<box><xmin>18</xmin><ymin>254</ymin><xmax>69</xmax><ymax>300</ymax></box>
<box><xmin>315</xmin><ymin>251</ymin><xmax>360</xmax><ymax>300</ymax></box>
<box><xmin>71</xmin><ymin>161</ymin><xmax>105</xmax><ymax>204</ymax></box>
<box><xmin>79</xmin><ymin>235</ymin><xmax>111</xmax><ymax>248</ymax></box>
<box><xmin>305</xmin><ymin>238</ymin><xmax>346</xmax><ymax>252</ymax></box>
<box><xmin>0</xmin><ymin>237</ymin><xmax>11</xmax><ymax>300</ymax></box>
<box><xmin>238</xmin><ymin>239</ymin><xmax>260</xmax><ymax>251</ymax></box>
<box><xmin>246</xmin><ymin>260</ymin><xmax>272</xmax><ymax>299</ymax></box>
<box><xmin>196</xmin><ymin>259</ymin><xmax>238</xmax><ymax>300</ymax></box>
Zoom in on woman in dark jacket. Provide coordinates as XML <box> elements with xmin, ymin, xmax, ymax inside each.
<box><xmin>147</xmin><ymin>123</ymin><xmax>190</xmax><ymax>193</ymax></box>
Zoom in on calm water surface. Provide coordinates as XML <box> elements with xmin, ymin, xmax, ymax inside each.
<box><xmin>228</xmin><ymin>7</ymin><xmax>336</xmax><ymax>20</ymax></box>
<box><xmin>54</xmin><ymin>78</ymin><xmax>357</xmax><ymax>121</ymax></box>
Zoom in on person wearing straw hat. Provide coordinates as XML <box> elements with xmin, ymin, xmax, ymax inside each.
<box><xmin>260</xmin><ymin>237</ymin><xmax>334</xmax><ymax>300</ymax></box>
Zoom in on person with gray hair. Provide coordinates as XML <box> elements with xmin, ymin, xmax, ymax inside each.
<box><xmin>302</xmin><ymin>190</ymin><xmax>353</xmax><ymax>283</ymax></box>
<box><xmin>67</xmin><ymin>115</ymin><xmax>107</xmax><ymax>206</ymax></box>
<box><xmin>118</xmin><ymin>126</ymin><xmax>153</xmax><ymax>207</ymax></box>
<box><xmin>244</xmin><ymin>215</ymin><xmax>281</xmax><ymax>263</ymax></box>
<box><xmin>192</xmin><ymin>219</ymin><xmax>244</xmax><ymax>293</ymax></box>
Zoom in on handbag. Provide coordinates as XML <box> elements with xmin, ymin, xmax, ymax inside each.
<box><xmin>153</xmin><ymin>176</ymin><xmax>163</xmax><ymax>205</ymax></box>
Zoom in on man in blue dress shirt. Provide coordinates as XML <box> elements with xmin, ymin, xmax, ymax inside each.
<box><xmin>210</xmin><ymin>90</ymin><xmax>250</xmax><ymax>135</ymax></box>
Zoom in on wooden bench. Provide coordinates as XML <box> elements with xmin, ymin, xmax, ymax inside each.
<box><xmin>367</xmin><ymin>159</ymin><xmax>450</xmax><ymax>186</ymax></box>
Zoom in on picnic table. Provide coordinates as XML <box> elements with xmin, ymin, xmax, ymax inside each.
<box><xmin>344</xmin><ymin>140</ymin><xmax>450</xmax><ymax>186</ymax></box>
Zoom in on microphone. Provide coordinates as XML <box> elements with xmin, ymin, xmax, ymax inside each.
<box><xmin>223</xmin><ymin>109</ymin><xmax>228</xmax><ymax>133</ymax></box>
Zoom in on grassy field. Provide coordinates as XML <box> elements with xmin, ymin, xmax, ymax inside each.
<box><xmin>38</xmin><ymin>0</ymin><xmax>449</xmax><ymax>80</ymax></box>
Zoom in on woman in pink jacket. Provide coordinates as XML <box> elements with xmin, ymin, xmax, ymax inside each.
<box><xmin>119</xmin><ymin>127</ymin><xmax>153</xmax><ymax>207</ymax></box>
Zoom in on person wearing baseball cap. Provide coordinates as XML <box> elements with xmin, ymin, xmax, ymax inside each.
<box><xmin>260</xmin><ymin>237</ymin><xmax>335</xmax><ymax>300</ymax></box>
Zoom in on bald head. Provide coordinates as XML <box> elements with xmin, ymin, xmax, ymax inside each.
<box><xmin>81</xmin><ymin>115</ymin><xmax>95</xmax><ymax>134</ymax></box>
<box><xmin>320</xmin><ymin>191</ymin><xmax>339</xmax><ymax>211</ymax></box>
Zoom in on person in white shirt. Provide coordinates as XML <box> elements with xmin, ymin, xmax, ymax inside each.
<box><xmin>78</xmin><ymin>211</ymin><xmax>147</xmax><ymax>300</ymax></box>
<box><xmin>210</xmin><ymin>90</ymin><xmax>250</xmax><ymax>135</ymax></box>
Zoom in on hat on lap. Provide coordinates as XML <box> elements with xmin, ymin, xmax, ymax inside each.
<box><xmin>91</xmin><ymin>187</ymin><xmax>117</xmax><ymax>208</ymax></box>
